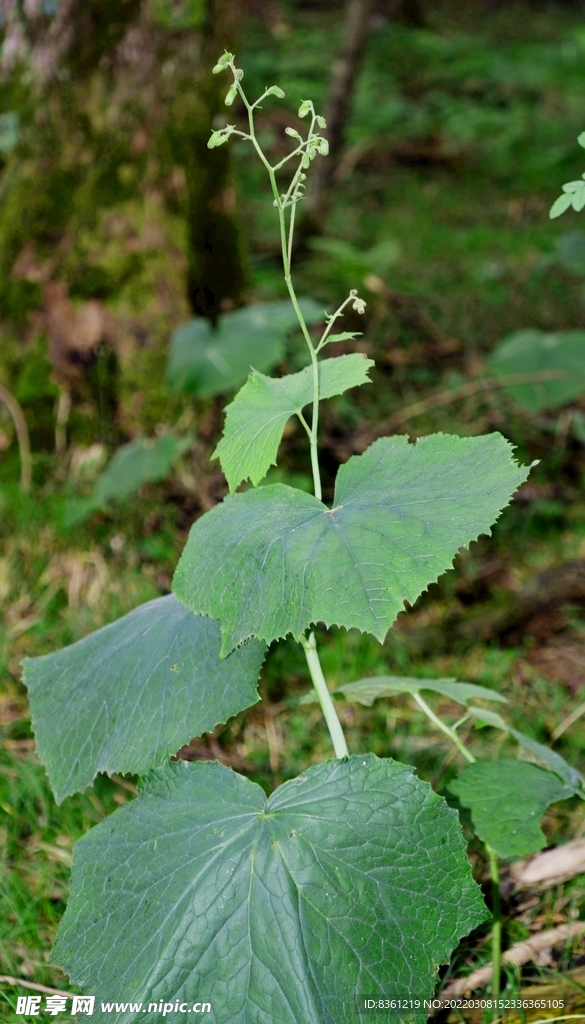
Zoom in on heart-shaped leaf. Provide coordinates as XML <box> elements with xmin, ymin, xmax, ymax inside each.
<box><xmin>167</xmin><ymin>299</ymin><xmax>323</xmax><ymax>398</ymax></box>
<box><xmin>214</xmin><ymin>353</ymin><xmax>374</xmax><ymax>491</ymax></box>
<box><xmin>449</xmin><ymin>759</ymin><xmax>573</xmax><ymax>857</ymax></box>
<box><xmin>334</xmin><ymin>676</ymin><xmax>507</xmax><ymax>707</ymax></box>
<box><xmin>52</xmin><ymin>756</ymin><xmax>487</xmax><ymax>1023</ymax></box>
<box><xmin>174</xmin><ymin>433</ymin><xmax>528</xmax><ymax>655</ymax></box>
<box><xmin>22</xmin><ymin>596</ymin><xmax>265</xmax><ymax>803</ymax></box>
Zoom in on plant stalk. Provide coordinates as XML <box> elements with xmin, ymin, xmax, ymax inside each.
<box><xmin>239</xmin><ymin>80</ymin><xmax>323</xmax><ymax>501</ymax></box>
<box><xmin>273</xmin><ymin>185</ymin><xmax>322</xmax><ymax>501</ymax></box>
<box><xmin>412</xmin><ymin>693</ymin><xmax>475</xmax><ymax>764</ymax></box>
<box><xmin>301</xmin><ymin>632</ymin><xmax>349</xmax><ymax>758</ymax></box>
<box><xmin>487</xmin><ymin>844</ymin><xmax>502</xmax><ymax>1019</ymax></box>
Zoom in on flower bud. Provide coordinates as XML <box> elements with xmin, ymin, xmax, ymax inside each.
<box><xmin>213</xmin><ymin>52</ymin><xmax>233</xmax><ymax>72</ymax></box>
<box><xmin>316</xmin><ymin>115</ymin><xmax>327</xmax><ymax>129</ymax></box>
<box><xmin>225</xmin><ymin>84</ymin><xmax>238</xmax><ymax>106</ymax></box>
<box><xmin>267</xmin><ymin>86</ymin><xmax>285</xmax><ymax>99</ymax></box>
<box><xmin>317</xmin><ymin>138</ymin><xmax>329</xmax><ymax>156</ymax></box>
<box><xmin>285</xmin><ymin>127</ymin><xmax>301</xmax><ymax>139</ymax></box>
<box><xmin>298</xmin><ymin>100</ymin><xmax>312</xmax><ymax>118</ymax></box>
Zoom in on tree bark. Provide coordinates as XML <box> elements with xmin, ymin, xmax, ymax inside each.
<box><xmin>185</xmin><ymin>0</ymin><xmax>246</xmax><ymax>320</ymax></box>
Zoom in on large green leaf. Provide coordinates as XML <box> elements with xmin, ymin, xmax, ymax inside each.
<box><xmin>174</xmin><ymin>433</ymin><xmax>528</xmax><ymax>656</ymax></box>
<box><xmin>488</xmin><ymin>329</ymin><xmax>585</xmax><ymax>412</ymax></box>
<box><xmin>22</xmin><ymin>596</ymin><xmax>265</xmax><ymax>803</ymax></box>
<box><xmin>465</xmin><ymin>708</ymin><xmax>583</xmax><ymax>792</ymax></box>
<box><xmin>93</xmin><ymin>433</ymin><xmax>193</xmax><ymax>505</ymax></box>
<box><xmin>52</xmin><ymin>756</ymin><xmax>486</xmax><ymax>1023</ymax></box>
<box><xmin>449</xmin><ymin>759</ymin><xmax>573</xmax><ymax>858</ymax></box>
<box><xmin>334</xmin><ymin>676</ymin><xmax>507</xmax><ymax>707</ymax></box>
<box><xmin>214</xmin><ymin>353</ymin><xmax>374</xmax><ymax>491</ymax></box>
<box><xmin>167</xmin><ymin>299</ymin><xmax>323</xmax><ymax>398</ymax></box>
<box><xmin>67</xmin><ymin>433</ymin><xmax>193</xmax><ymax>525</ymax></box>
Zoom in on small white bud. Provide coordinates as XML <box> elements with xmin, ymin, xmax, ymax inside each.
<box><xmin>267</xmin><ymin>86</ymin><xmax>285</xmax><ymax>99</ymax></box>
<box><xmin>317</xmin><ymin>138</ymin><xmax>329</xmax><ymax>156</ymax></box>
<box><xmin>234</xmin><ymin>68</ymin><xmax>244</xmax><ymax>80</ymax></box>
<box><xmin>316</xmin><ymin>115</ymin><xmax>327</xmax><ymax>129</ymax></box>
<box><xmin>298</xmin><ymin>100</ymin><xmax>312</xmax><ymax>118</ymax></box>
<box><xmin>285</xmin><ymin>127</ymin><xmax>301</xmax><ymax>139</ymax></box>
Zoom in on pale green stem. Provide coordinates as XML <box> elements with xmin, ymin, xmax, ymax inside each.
<box><xmin>250</xmin><ymin>87</ymin><xmax>274</xmax><ymax>110</ymax></box>
<box><xmin>238</xmin><ymin>81</ymin><xmax>322</xmax><ymax>500</ymax></box>
<box><xmin>412</xmin><ymin>693</ymin><xmax>502</xmax><ymax>1018</ymax></box>
<box><xmin>301</xmin><ymin>632</ymin><xmax>349</xmax><ymax>759</ymax></box>
<box><xmin>234</xmin><ymin>76</ymin><xmax>342</xmax><ymax>751</ymax></box>
<box><xmin>275</xmin><ymin>191</ymin><xmax>322</xmax><ymax>500</ymax></box>
<box><xmin>412</xmin><ymin>693</ymin><xmax>475</xmax><ymax>764</ymax></box>
<box><xmin>297</xmin><ymin>410</ymin><xmax>312</xmax><ymax>440</ymax></box>
<box><xmin>287</xmin><ymin>200</ymin><xmax>296</xmax><ymax>269</ymax></box>
<box><xmin>316</xmin><ymin>294</ymin><xmax>356</xmax><ymax>353</ymax></box>
<box><xmin>487</xmin><ymin>845</ymin><xmax>502</xmax><ymax>1018</ymax></box>
<box><xmin>272</xmin><ymin>145</ymin><xmax>304</xmax><ymax>171</ymax></box>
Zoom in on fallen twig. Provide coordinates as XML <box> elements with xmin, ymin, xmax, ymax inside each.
<box><xmin>0</xmin><ymin>976</ymin><xmax>73</xmax><ymax>999</ymax></box>
<box><xmin>350</xmin><ymin>369</ymin><xmax>567</xmax><ymax>453</ymax></box>
<box><xmin>438</xmin><ymin>923</ymin><xmax>585</xmax><ymax>1001</ymax></box>
<box><xmin>509</xmin><ymin>839</ymin><xmax>585</xmax><ymax>890</ymax></box>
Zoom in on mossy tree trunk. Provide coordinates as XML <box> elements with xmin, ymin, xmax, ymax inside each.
<box><xmin>184</xmin><ymin>0</ymin><xmax>246</xmax><ymax>320</ymax></box>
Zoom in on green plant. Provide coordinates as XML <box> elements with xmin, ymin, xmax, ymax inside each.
<box><xmin>22</xmin><ymin>54</ymin><xmax>540</xmax><ymax>1023</ymax></box>
<box><xmin>550</xmin><ymin>132</ymin><xmax>585</xmax><ymax>219</ymax></box>
<box><xmin>316</xmin><ymin>676</ymin><xmax>585</xmax><ymax>1010</ymax></box>
<box><xmin>65</xmin><ymin>431</ymin><xmax>194</xmax><ymax>525</ymax></box>
<box><xmin>167</xmin><ymin>299</ymin><xmax>324</xmax><ymax>398</ymax></box>
<box><xmin>487</xmin><ymin>328</ymin><xmax>585</xmax><ymax>413</ymax></box>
